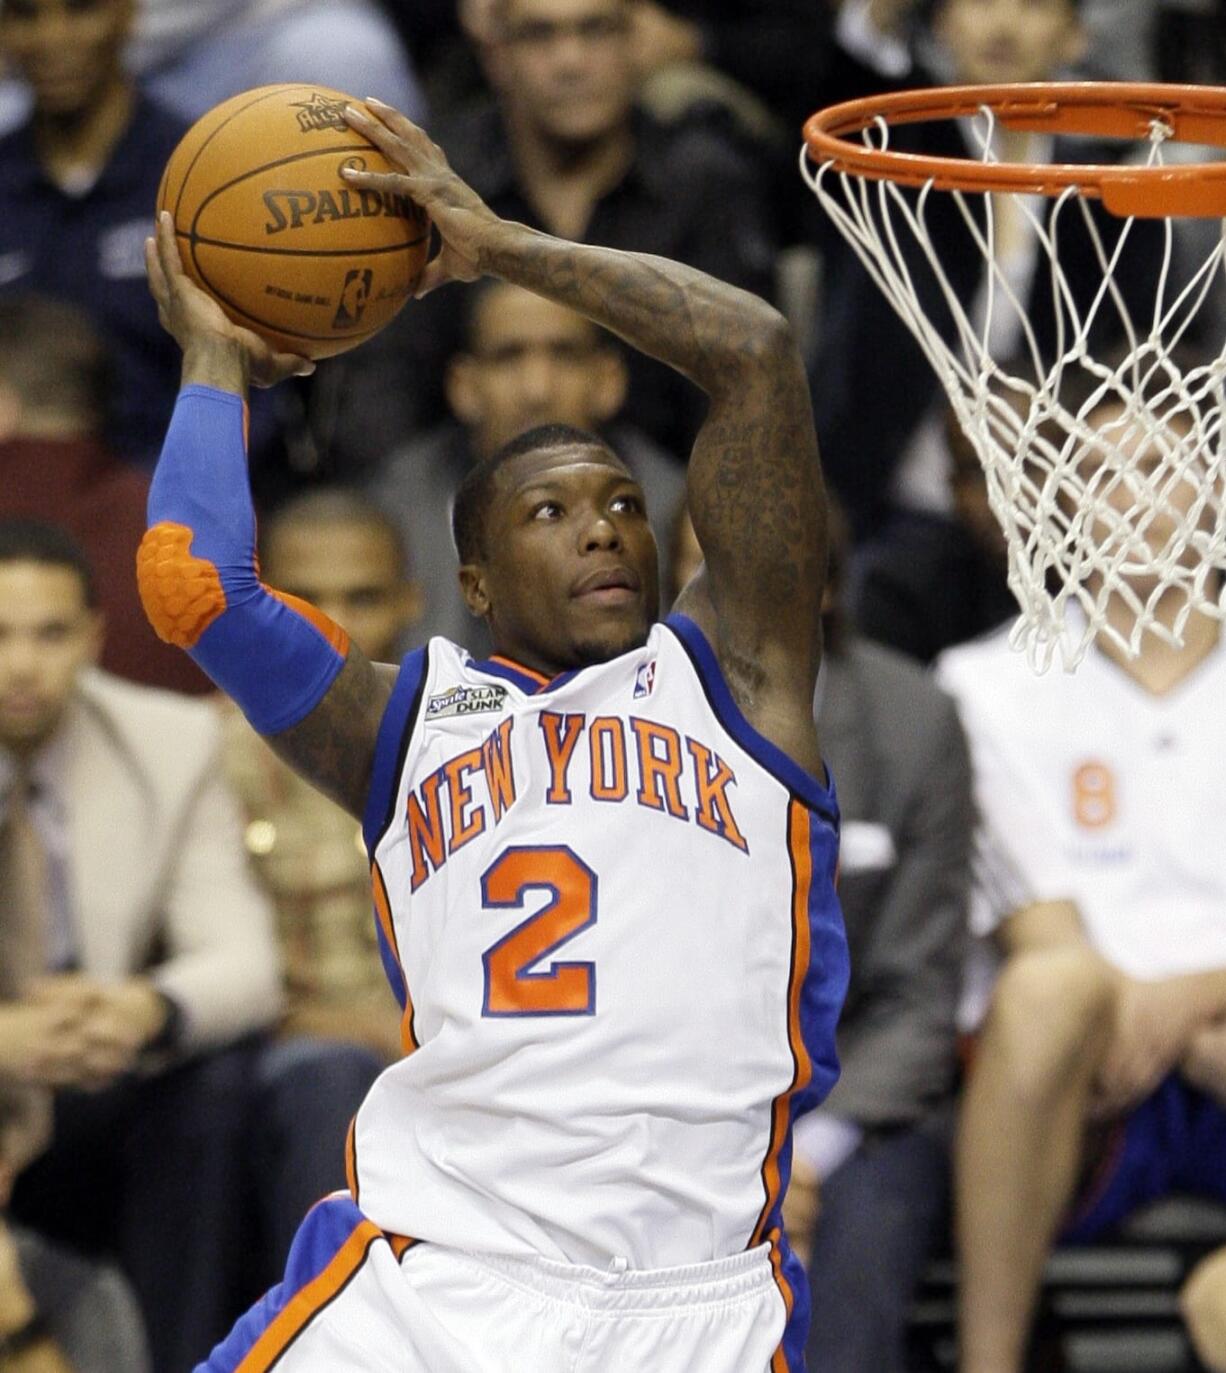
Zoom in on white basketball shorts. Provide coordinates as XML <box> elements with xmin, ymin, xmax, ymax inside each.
<box><xmin>197</xmin><ymin>1194</ymin><xmax>791</xmax><ymax>1372</ymax></box>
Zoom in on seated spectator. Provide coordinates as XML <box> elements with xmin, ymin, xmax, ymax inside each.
<box><xmin>1184</xmin><ymin>1239</ymin><xmax>1226</xmax><ymax>1373</ymax></box>
<box><xmin>852</xmin><ymin>398</ymin><xmax>1016</xmax><ymax>663</ymax></box>
<box><xmin>936</xmin><ymin>394</ymin><xmax>1226</xmax><ymax>1373</ymax></box>
<box><xmin>128</xmin><ymin>0</ymin><xmax>426</xmax><ymax>126</ymax></box>
<box><xmin>0</xmin><ymin>294</ymin><xmax>206</xmax><ymax>694</ymax></box>
<box><xmin>0</xmin><ymin>1098</ymin><xmax>150</xmax><ymax>1372</ymax></box>
<box><xmin>0</xmin><ymin>520</ymin><xmax>282</xmax><ymax>1373</ymax></box>
<box><xmin>672</xmin><ymin>502</ymin><xmax>972</xmax><ymax>1372</ymax></box>
<box><xmin>368</xmin><ymin>280</ymin><xmax>685</xmax><ymax>653</ymax></box>
<box><xmin>0</xmin><ymin>0</ymin><xmax>188</xmax><ymax>467</ymax></box>
<box><xmin>625</xmin><ymin>1</ymin><xmax>830</xmax><ymax>139</ymax></box>
<box><xmin>808</xmin><ymin>0</ymin><xmax>1168</xmax><ymax>539</ymax></box>
<box><xmin>218</xmin><ymin>491</ymin><xmax>420</xmax><ymax>1277</ymax></box>
<box><xmin>318</xmin><ymin>0</ymin><xmax>777</xmax><ymax>471</ymax></box>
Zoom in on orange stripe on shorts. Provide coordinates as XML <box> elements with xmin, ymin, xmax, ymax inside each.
<box><xmin>236</xmin><ymin>1219</ymin><xmax>381</xmax><ymax>1372</ymax></box>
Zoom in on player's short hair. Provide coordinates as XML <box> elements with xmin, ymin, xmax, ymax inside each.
<box><xmin>451</xmin><ymin>422</ymin><xmax>623</xmax><ymax>565</ymax></box>
<box><xmin>0</xmin><ymin>519</ymin><xmax>97</xmax><ymax>608</ymax></box>
<box><xmin>0</xmin><ymin>294</ymin><xmax>111</xmax><ymax>429</ymax></box>
<box><xmin>261</xmin><ymin>487</ymin><xmax>411</xmax><ymax>576</ymax></box>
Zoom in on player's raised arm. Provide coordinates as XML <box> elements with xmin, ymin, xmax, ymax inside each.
<box><xmin>342</xmin><ymin>101</ymin><xmax>827</xmax><ymax>773</ymax></box>
<box><xmin>137</xmin><ymin>215</ymin><xmax>393</xmax><ymax>818</ymax></box>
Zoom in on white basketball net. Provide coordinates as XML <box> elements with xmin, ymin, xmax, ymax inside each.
<box><xmin>802</xmin><ymin>108</ymin><xmax>1226</xmax><ymax>671</ymax></box>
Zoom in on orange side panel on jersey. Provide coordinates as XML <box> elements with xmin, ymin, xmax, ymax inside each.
<box><xmin>372</xmin><ymin>861</ymin><xmax>419</xmax><ymax>1053</ymax></box>
<box><xmin>345</xmin><ymin>1117</ymin><xmax>359</xmax><ymax>1201</ymax></box>
<box><xmin>136</xmin><ymin>522</ymin><xmax>228</xmax><ymax>648</ymax></box>
<box><xmin>266</xmin><ymin>587</ymin><xmax>351</xmax><ymax>658</ymax></box>
<box><xmin>755</xmin><ymin>801</ymin><xmax>816</xmax><ymax>1370</ymax></box>
<box><xmin>236</xmin><ymin>1219</ymin><xmax>381</xmax><ymax>1373</ymax></box>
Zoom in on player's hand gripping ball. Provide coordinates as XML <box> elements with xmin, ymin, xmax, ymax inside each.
<box><xmin>156</xmin><ymin>84</ymin><xmax>431</xmax><ymax>359</ymax></box>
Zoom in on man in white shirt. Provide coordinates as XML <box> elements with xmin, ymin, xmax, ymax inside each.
<box><xmin>937</xmin><ymin>394</ymin><xmax>1226</xmax><ymax>1373</ymax></box>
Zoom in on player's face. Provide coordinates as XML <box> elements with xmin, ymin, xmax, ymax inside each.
<box><xmin>0</xmin><ymin>562</ymin><xmax>102</xmax><ymax>754</ymax></box>
<box><xmin>450</xmin><ymin>288</ymin><xmax>623</xmax><ymax>459</ymax></box>
<box><xmin>0</xmin><ymin>0</ymin><xmax>134</xmax><ymax>120</ymax></box>
<box><xmin>463</xmin><ymin>446</ymin><xmax>660</xmax><ymax>675</ymax></box>
<box><xmin>935</xmin><ymin>0</ymin><xmax>1084</xmax><ymax>85</ymax></box>
<box><xmin>497</xmin><ymin>0</ymin><xmax>635</xmax><ymax>145</ymax></box>
<box><xmin>262</xmin><ymin>520</ymin><xmax>421</xmax><ymax>664</ymax></box>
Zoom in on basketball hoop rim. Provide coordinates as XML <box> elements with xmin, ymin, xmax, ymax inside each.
<box><xmin>803</xmin><ymin>81</ymin><xmax>1226</xmax><ymax>218</ymax></box>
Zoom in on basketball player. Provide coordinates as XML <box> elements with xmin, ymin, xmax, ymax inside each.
<box><xmin>140</xmin><ymin>99</ymin><xmax>847</xmax><ymax>1372</ymax></box>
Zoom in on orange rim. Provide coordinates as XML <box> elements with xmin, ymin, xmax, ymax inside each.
<box><xmin>804</xmin><ymin>81</ymin><xmax>1226</xmax><ymax>217</ymax></box>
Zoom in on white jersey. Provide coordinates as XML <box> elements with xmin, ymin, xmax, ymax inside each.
<box><xmin>351</xmin><ymin>615</ymin><xmax>845</xmax><ymax>1328</ymax></box>
<box><xmin>937</xmin><ymin>622</ymin><xmax>1226</xmax><ymax>979</ymax></box>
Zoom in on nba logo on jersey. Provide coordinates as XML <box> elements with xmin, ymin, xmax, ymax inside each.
<box><xmin>634</xmin><ymin>659</ymin><xmax>657</xmax><ymax>699</ymax></box>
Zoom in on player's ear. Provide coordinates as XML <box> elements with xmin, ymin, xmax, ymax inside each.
<box><xmin>458</xmin><ymin>564</ymin><xmax>491</xmax><ymax>619</ymax></box>
<box><xmin>447</xmin><ymin>356</ymin><xmax>484</xmax><ymax>427</ymax></box>
<box><xmin>589</xmin><ymin>346</ymin><xmax>627</xmax><ymax>425</ymax></box>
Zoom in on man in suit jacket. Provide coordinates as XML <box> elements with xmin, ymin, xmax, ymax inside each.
<box><xmin>790</xmin><ymin>518</ymin><xmax>973</xmax><ymax>1372</ymax></box>
<box><xmin>0</xmin><ymin>519</ymin><xmax>281</xmax><ymax>1373</ymax></box>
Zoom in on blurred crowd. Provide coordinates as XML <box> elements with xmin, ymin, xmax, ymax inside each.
<box><xmin>2</xmin><ymin>0</ymin><xmax>1226</xmax><ymax>1370</ymax></box>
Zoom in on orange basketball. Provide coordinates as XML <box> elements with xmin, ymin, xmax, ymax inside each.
<box><xmin>157</xmin><ymin>84</ymin><xmax>430</xmax><ymax>359</ymax></box>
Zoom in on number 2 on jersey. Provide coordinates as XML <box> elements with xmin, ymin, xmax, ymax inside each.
<box><xmin>481</xmin><ymin>846</ymin><xmax>597</xmax><ymax>1017</ymax></box>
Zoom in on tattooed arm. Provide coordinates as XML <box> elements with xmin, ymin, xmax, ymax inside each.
<box><xmin>342</xmin><ymin>102</ymin><xmax>827</xmax><ymax>775</ymax></box>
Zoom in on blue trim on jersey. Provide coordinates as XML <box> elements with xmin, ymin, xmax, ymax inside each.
<box><xmin>796</xmin><ymin>817</ymin><xmax>849</xmax><ymax>1117</ymax></box>
<box><xmin>664</xmin><ymin>614</ymin><xmax>839</xmax><ymax>824</ymax></box>
<box><xmin>195</xmin><ymin>1195</ymin><xmax>373</xmax><ymax>1372</ymax></box>
<box><xmin>374</xmin><ymin>887</ymin><xmax>408</xmax><ymax>1014</ymax></box>
<box><xmin>362</xmin><ymin>647</ymin><xmax>429</xmax><ymax>855</ymax></box>
<box><xmin>769</xmin><ymin>810</ymin><xmax>849</xmax><ymax>1366</ymax></box>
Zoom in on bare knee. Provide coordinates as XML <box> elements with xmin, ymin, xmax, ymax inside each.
<box><xmin>978</xmin><ymin>947</ymin><xmax>1115</xmax><ymax>1101</ymax></box>
<box><xmin>1183</xmin><ymin>1249</ymin><xmax>1226</xmax><ymax>1371</ymax></box>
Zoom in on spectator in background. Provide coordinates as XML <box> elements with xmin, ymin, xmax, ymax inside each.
<box><xmin>317</xmin><ymin>0</ymin><xmax>777</xmax><ymax>473</ymax></box>
<box><xmin>369</xmin><ymin>281</ymin><xmax>684</xmax><ymax>653</ymax></box>
<box><xmin>127</xmin><ymin>0</ymin><xmax>426</xmax><ymax>127</ymax></box>
<box><xmin>0</xmin><ymin>294</ymin><xmax>207</xmax><ymax>695</ymax></box>
<box><xmin>1184</xmin><ymin>1221</ymin><xmax>1226</xmax><ymax>1371</ymax></box>
<box><xmin>0</xmin><ymin>0</ymin><xmax>187</xmax><ymax>468</ymax></box>
<box><xmin>936</xmin><ymin>394</ymin><xmax>1226</xmax><ymax>1373</ymax></box>
<box><xmin>671</xmin><ymin>503</ymin><xmax>972</xmax><ymax>1372</ymax></box>
<box><xmin>0</xmin><ymin>521</ymin><xmax>282</xmax><ymax>1373</ymax></box>
<box><xmin>808</xmin><ymin>0</ymin><xmax>1170</xmax><ymax>540</ymax></box>
<box><xmin>219</xmin><ymin>491</ymin><xmax>418</xmax><ymax>1277</ymax></box>
<box><xmin>0</xmin><ymin>1097</ymin><xmax>150</xmax><ymax>1372</ymax></box>
<box><xmin>222</xmin><ymin>491</ymin><xmax>419</xmax><ymax>1064</ymax></box>
<box><xmin>852</xmin><ymin>397</ymin><xmax>1016</xmax><ymax>663</ymax></box>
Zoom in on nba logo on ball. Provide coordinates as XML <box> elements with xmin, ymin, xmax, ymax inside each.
<box><xmin>634</xmin><ymin>661</ymin><xmax>657</xmax><ymax>699</ymax></box>
<box><xmin>333</xmin><ymin>270</ymin><xmax>373</xmax><ymax>328</ymax></box>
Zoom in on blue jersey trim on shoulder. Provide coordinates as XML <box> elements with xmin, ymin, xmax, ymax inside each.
<box><xmin>664</xmin><ymin>614</ymin><xmax>839</xmax><ymax>825</ymax></box>
<box><xmin>363</xmin><ymin>647</ymin><xmax>429</xmax><ymax>855</ymax></box>
<box><xmin>468</xmin><ymin>656</ymin><xmax>550</xmax><ymax>694</ymax></box>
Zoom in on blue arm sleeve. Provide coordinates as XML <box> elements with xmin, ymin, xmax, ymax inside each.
<box><xmin>138</xmin><ymin>385</ymin><xmax>349</xmax><ymax>734</ymax></box>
